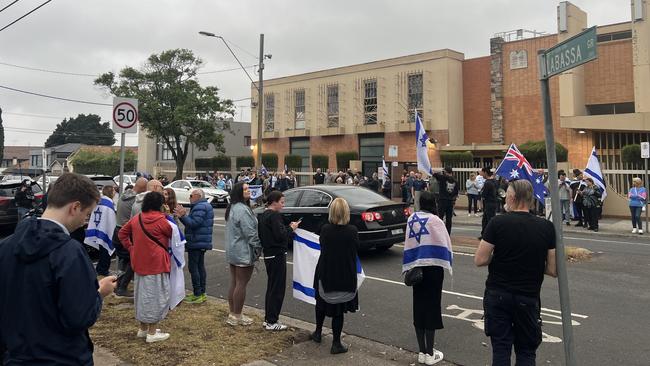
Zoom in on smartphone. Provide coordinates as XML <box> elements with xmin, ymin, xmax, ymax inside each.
<box><xmin>110</xmin><ymin>271</ymin><xmax>125</xmax><ymax>282</ymax></box>
<box><xmin>297</xmin><ymin>217</ymin><xmax>303</xmax><ymax>222</ymax></box>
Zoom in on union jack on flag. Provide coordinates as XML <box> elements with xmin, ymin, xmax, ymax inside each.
<box><xmin>496</xmin><ymin>143</ymin><xmax>547</xmax><ymax>203</ymax></box>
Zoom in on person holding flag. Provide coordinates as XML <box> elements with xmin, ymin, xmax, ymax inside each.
<box><xmin>382</xmin><ymin>158</ymin><xmax>392</xmax><ymax>198</ymax></box>
<box><xmin>85</xmin><ymin>185</ymin><xmax>118</xmax><ymax>276</ymax></box>
<box><xmin>495</xmin><ymin>144</ymin><xmax>548</xmax><ymax>207</ymax></box>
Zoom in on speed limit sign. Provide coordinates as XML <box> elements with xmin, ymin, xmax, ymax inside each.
<box><xmin>112</xmin><ymin>97</ymin><xmax>139</xmax><ymax>133</ymax></box>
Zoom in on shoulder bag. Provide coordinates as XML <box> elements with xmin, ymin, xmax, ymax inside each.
<box><xmin>404</xmin><ymin>267</ymin><xmax>423</xmax><ymax>286</ymax></box>
<box><xmin>138</xmin><ymin>214</ymin><xmax>170</xmax><ymax>255</ymax></box>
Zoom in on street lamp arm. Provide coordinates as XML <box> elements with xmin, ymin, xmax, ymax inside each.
<box><xmin>198</xmin><ymin>31</ymin><xmax>259</xmax><ymax>92</ymax></box>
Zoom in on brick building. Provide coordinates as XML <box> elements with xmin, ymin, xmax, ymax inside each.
<box><xmin>252</xmin><ymin>1</ymin><xmax>649</xmax><ymax>216</ymax></box>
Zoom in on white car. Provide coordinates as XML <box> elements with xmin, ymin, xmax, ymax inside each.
<box><xmin>114</xmin><ymin>175</ymin><xmax>138</xmax><ymax>191</ymax></box>
<box><xmin>165</xmin><ymin>180</ymin><xmax>230</xmax><ymax>207</ymax></box>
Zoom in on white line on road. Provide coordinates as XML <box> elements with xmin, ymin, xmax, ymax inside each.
<box><xmin>209</xmin><ymin>248</ymin><xmax>588</xmax><ymax>318</ymax></box>
<box><xmin>393</xmin><ymin>244</ymin><xmax>474</xmax><ymax>257</ymax></box>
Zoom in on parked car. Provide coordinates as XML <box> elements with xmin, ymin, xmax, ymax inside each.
<box><xmin>113</xmin><ymin>174</ymin><xmax>138</xmax><ymax>191</ymax></box>
<box><xmin>165</xmin><ymin>180</ymin><xmax>230</xmax><ymax>207</ymax></box>
<box><xmin>85</xmin><ymin>175</ymin><xmax>118</xmax><ymax>191</ymax></box>
<box><xmin>256</xmin><ymin>185</ymin><xmax>410</xmax><ymax>251</ymax></box>
<box><xmin>0</xmin><ymin>180</ymin><xmax>44</xmax><ymax>229</ymax></box>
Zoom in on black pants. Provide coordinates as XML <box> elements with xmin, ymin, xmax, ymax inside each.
<box><xmin>481</xmin><ymin>202</ymin><xmax>497</xmax><ymax>236</ymax></box>
<box><xmin>584</xmin><ymin>207</ymin><xmax>599</xmax><ymax>230</ymax></box>
<box><xmin>95</xmin><ymin>247</ymin><xmax>112</xmax><ymax>276</ymax></box>
<box><xmin>112</xmin><ymin>227</ymin><xmax>133</xmax><ymax>291</ymax></box>
<box><xmin>467</xmin><ymin>194</ymin><xmax>479</xmax><ymax>214</ymax></box>
<box><xmin>483</xmin><ymin>289</ymin><xmax>542</xmax><ymax>366</ymax></box>
<box><xmin>264</xmin><ymin>253</ymin><xmax>287</xmax><ymax>324</ymax></box>
<box><xmin>574</xmin><ymin>201</ymin><xmax>584</xmax><ymax>223</ymax></box>
<box><xmin>188</xmin><ymin>249</ymin><xmax>207</xmax><ymax>296</ymax></box>
<box><xmin>437</xmin><ymin>200</ymin><xmax>454</xmax><ymax>234</ymax></box>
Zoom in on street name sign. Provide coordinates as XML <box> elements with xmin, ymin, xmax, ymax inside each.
<box><xmin>541</xmin><ymin>26</ymin><xmax>597</xmax><ymax>79</ymax></box>
<box><xmin>641</xmin><ymin>142</ymin><xmax>650</xmax><ymax>159</ymax></box>
<box><xmin>112</xmin><ymin>97</ymin><xmax>139</xmax><ymax>133</ymax></box>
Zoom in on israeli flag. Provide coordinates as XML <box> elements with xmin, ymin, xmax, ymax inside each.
<box><xmin>292</xmin><ymin>229</ymin><xmax>365</xmax><ymax>305</ymax></box>
<box><xmin>382</xmin><ymin>158</ymin><xmax>390</xmax><ymax>184</ymax></box>
<box><xmin>85</xmin><ymin>196</ymin><xmax>117</xmax><ymax>255</ymax></box>
<box><xmin>415</xmin><ymin>110</ymin><xmax>433</xmax><ymax>177</ymax></box>
<box><xmin>261</xmin><ymin>165</ymin><xmax>268</xmax><ymax>176</ymax></box>
<box><xmin>166</xmin><ymin>216</ymin><xmax>186</xmax><ymax>310</ymax></box>
<box><xmin>249</xmin><ymin>184</ymin><xmax>264</xmax><ymax>200</ymax></box>
<box><xmin>583</xmin><ymin>147</ymin><xmax>607</xmax><ymax>201</ymax></box>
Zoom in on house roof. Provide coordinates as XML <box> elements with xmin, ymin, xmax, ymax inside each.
<box><xmin>2</xmin><ymin>146</ymin><xmax>36</xmax><ymax>160</ymax></box>
<box><xmin>47</xmin><ymin>143</ymin><xmax>83</xmax><ymax>153</ymax></box>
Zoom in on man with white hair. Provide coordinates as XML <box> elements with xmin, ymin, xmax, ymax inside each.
<box><xmin>175</xmin><ymin>189</ymin><xmax>214</xmax><ymax>304</ymax></box>
<box><xmin>131</xmin><ymin>179</ymin><xmax>164</xmax><ymax>217</ymax></box>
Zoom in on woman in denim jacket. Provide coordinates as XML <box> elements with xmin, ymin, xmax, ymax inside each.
<box><xmin>225</xmin><ymin>182</ymin><xmax>262</xmax><ymax>326</ymax></box>
<box><xmin>628</xmin><ymin>177</ymin><xmax>647</xmax><ymax>234</ymax></box>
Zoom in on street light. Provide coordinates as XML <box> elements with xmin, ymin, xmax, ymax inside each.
<box><xmin>199</xmin><ymin>31</ymin><xmax>269</xmax><ymax>172</ymax></box>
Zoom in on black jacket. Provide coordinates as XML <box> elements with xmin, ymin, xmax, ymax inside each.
<box><xmin>482</xmin><ymin>178</ymin><xmax>499</xmax><ymax>204</ymax></box>
<box><xmin>0</xmin><ymin>218</ymin><xmax>102</xmax><ymax>365</ymax></box>
<box><xmin>258</xmin><ymin>209</ymin><xmax>293</xmax><ymax>256</ymax></box>
<box><xmin>314</xmin><ymin>224</ymin><xmax>359</xmax><ymax>293</ymax></box>
<box><xmin>313</xmin><ymin>173</ymin><xmax>325</xmax><ymax>184</ymax></box>
<box><xmin>433</xmin><ymin>172</ymin><xmax>459</xmax><ymax>201</ymax></box>
<box><xmin>14</xmin><ymin>188</ymin><xmax>34</xmax><ymax>209</ymax></box>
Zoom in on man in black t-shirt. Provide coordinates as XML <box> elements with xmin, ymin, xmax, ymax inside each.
<box><xmin>479</xmin><ymin>167</ymin><xmax>498</xmax><ymax>240</ymax></box>
<box><xmin>432</xmin><ymin>167</ymin><xmax>459</xmax><ymax>234</ymax></box>
<box><xmin>474</xmin><ymin>179</ymin><xmax>557</xmax><ymax>365</ymax></box>
<box><xmin>313</xmin><ymin>168</ymin><xmax>325</xmax><ymax>185</ymax></box>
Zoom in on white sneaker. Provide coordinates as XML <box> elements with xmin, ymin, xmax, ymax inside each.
<box><xmin>468</xmin><ymin>213</ymin><xmax>472</xmax><ymax>217</ymax></box>
<box><xmin>137</xmin><ymin>328</ymin><xmax>160</xmax><ymax>338</ymax></box>
<box><xmin>633</xmin><ymin>228</ymin><xmax>638</xmax><ymax>234</ymax></box>
<box><xmin>417</xmin><ymin>352</ymin><xmax>426</xmax><ymax>364</ymax></box>
<box><xmin>226</xmin><ymin>314</ymin><xmax>239</xmax><ymax>326</ymax></box>
<box><xmin>263</xmin><ymin>322</ymin><xmax>288</xmax><ymax>331</ymax></box>
<box><xmin>425</xmin><ymin>350</ymin><xmax>444</xmax><ymax>365</ymax></box>
<box><xmin>145</xmin><ymin>330</ymin><xmax>170</xmax><ymax>343</ymax></box>
<box><xmin>639</xmin><ymin>229</ymin><xmax>644</xmax><ymax>234</ymax></box>
<box><xmin>240</xmin><ymin>314</ymin><xmax>253</xmax><ymax>326</ymax></box>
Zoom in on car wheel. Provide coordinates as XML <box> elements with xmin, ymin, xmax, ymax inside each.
<box><xmin>375</xmin><ymin>245</ymin><xmax>393</xmax><ymax>252</ymax></box>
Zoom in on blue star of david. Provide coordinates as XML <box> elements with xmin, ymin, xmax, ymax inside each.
<box><xmin>419</xmin><ymin>134</ymin><xmax>428</xmax><ymax>148</ymax></box>
<box><xmin>93</xmin><ymin>207</ymin><xmax>102</xmax><ymax>226</ymax></box>
<box><xmin>408</xmin><ymin>212</ymin><xmax>430</xmax><ymax>243</ymax></box>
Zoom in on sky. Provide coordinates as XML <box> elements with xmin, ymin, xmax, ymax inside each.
<box><xmin>0</xmin><ymin>0</ymin><xmax>631</xmax><ymax>147</ymax></box>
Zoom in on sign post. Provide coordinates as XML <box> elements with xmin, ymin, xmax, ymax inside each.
<box><xmin>642</xmin><ymin>142</ymin><xmax>649</xmax><ymax>233</ymax></box>
<box><xmin>112</xmin><ymin>97</ymin><xmax>139</xmax><ymax>197</ymax></box>
<box><xmin>538</xmin><ymin>26</ymin><xmax>597</xmax><ymax>366</ymax></box>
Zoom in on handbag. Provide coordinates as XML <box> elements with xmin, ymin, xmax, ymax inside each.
<box><xmin>138</xmin><ymin>214</ymin><xmax>171</xmax><ymax>256</ymax></box>
<box><xmin>404</xmin><ymin>267</ymin><xmax>423</xmax><ymax>286</ymax></box>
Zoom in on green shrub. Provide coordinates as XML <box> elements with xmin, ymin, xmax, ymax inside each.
<box><xmin>336</xmin><ymin>151</ymin><xmax>358</xmax><ymax>170</ymax></box>
<box><xmin>262</xmin><ymin>153</ymin><xmax>278</xmax><ymax>169</ymax></box>
<box><xmin>236</xmin><ymin>156</ymin><xmax>255</xmax><ymax>169</ymax></box>
<box><xmin>440</xmin><ymin>151</ymin><xmax>473</xmax><ymax>165</ymax></box>
<box><xmin>284</xmin><ymin>154</ymin><xmax>303</xmax><ymax>170</ymax></box>
<box><xmin>622</xmin><ymin>144</ymin><xmax>642</xmax><ymax>166</ymax></box>
<box><xmin>518</xmin><ymin>141</ymin><xmax>567</xmax><ymax>165</ymax></box>
<box><xmin>71</xmin><ymin>150</ymin><xmax>137</xmax><ymax>176</ymax></box>
<box><xmin>195</xmin><ymin>155</ymin><xmax>231</xmax><ymax>171</ymax></box>
<box><xmin>311</xmin><ymin>155</ymin><xmax>329</xmax><ymax>170</ymax></box>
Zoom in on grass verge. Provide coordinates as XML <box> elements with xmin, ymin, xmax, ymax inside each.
<box><xmin>90</xmin><ymin>295</ymin><xmax>300</xmax><ymax>366</ymax></box>
<box><xmin>565</xmin><ymin>246</ymin><xmax>593</xmax><ymax>262</ymax></box>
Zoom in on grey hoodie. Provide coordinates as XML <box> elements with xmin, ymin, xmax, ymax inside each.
<box><xmin>130</xmin><ymin>191</ymin><xmax>149</xmax><ymax>218</ymax></box>
<box><xmin>116</xmin><ymin>189</ymin><xmax>137</xmax><ymax>227</ymax></box>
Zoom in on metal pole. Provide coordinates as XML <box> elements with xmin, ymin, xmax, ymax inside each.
<box><xmin>646</xmin><ymin>158</ymin><xmax>648</xmax><ymax>233</ymax></box>
<box><xmin>257</xmin><ymin>34</ymin><xmax>264</xmax><ymax>170</ymax></box>
<box><xmin>643</xmin><ymin>158</ymin><xmax>650</xmax><ymax>233</ymax></box>
<box><xmin>118</xmin><ymin>133</ymin><xmax>125</xmax><ymax>197</ymax></box>
<box><xmin>538</xmin><ymin>52</ymin><xmax>576</xmax><ymax>366</ymax></box>
<box><xmin>41</xmin><ymin>148</ymin><xmax>47</xmax><ymax>195</ymax></box>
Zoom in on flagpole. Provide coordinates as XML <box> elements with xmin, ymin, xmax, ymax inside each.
<box><xmin>539</xmin><ymin>51</ymin><xmax>576</xmax><ymax>366</ymax></box>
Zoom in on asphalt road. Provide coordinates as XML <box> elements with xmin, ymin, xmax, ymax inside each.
<box><xmin>199</xmin><ymin>209</ymin><xmax>650</xmax><ymax>366</ymax></box>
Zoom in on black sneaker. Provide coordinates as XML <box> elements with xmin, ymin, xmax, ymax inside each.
<box><xmin>114</xmin><ymin>288</ymin><xmax>134</xmax><ymax>298</ymax></box>
<box><xmin>330</xmin><ymin>341</ymin><xmax>348</xmax><ymax>354</ymax></box>
<box><xmin>310</xmin><ymin>331</ymin><xmax>322</xmax><ymax>343</ymax></box>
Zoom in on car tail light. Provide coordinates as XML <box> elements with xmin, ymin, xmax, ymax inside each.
<box><xmin>361</xmin><ymin>211</ymin><xmax>382</xmax><ymax>222</ymax></box>
<box><xmin>403</xmin><ymin>207</ymin><xmax>412</xmax><ymax>217</ymax></box>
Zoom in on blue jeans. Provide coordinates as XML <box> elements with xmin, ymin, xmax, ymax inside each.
<box><xmin>17</xmin><ymin>207</ymin><xmax>29</xmax><ymax>222</ymax></box>
<box><xmin>188</xmin><ymin>249</ymin><xmax>207</xmax><ymax>296</ymax></box>
<box><xmin>630</xmin><ymin>206</ymin><xmax>643</xmax><ymax>229</ymax></box>
<box><xmin>560</xmin><ymin>199</ymin><xmax>571</xmax><ymax>223</ymax></box>
<box><xmin>483</xmin><ymin>288</ymin><xmax>542</xmax><ymax>366</ymax></box>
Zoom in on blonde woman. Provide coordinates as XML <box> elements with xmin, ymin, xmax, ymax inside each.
<box><xmin>628</xmin><ymin>177</ymin><xmax>647</xmax><ymax>234</ymax></box>
<box><xmin>310</xmin><ymin>198</ymin><xmax>359</xmax><ymax>354</ymax></box>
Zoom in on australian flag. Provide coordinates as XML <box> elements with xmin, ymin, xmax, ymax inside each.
<box><xmin>495</xmin><ymin>143</ymin><xmax>547</xmax><ymax>204</ymax></box>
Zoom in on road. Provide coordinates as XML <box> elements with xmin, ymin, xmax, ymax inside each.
<box><xmin>199</xmin><ymin>208</ymin><xmax>650</xmax><ymax>366</ymax></box>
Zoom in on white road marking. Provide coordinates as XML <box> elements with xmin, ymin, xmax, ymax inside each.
<box><xmin>392</xmin><ymin>243</ymin><xmax>474</xmax><ymax>257</ymax></box>
<box><xmin>209</xmin><ymin>249</ymin><xmax>589</xmax><ymax>319</ymax></box>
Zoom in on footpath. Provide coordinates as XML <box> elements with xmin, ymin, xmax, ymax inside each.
<box><xmin>94</xmin><ymin>297</ymin><xmax>457</xmax><ymax>366</ymax></box>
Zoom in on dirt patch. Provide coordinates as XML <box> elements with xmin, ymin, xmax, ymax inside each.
<box><xmin>565</xmin><ymin>246</ymin><xmax>593</xmax><ymax>262</ymax></box>
<box><xmin>90</xmin><ymin>295</ymin><xmax>302</xmax><ymax>366</ymax></box>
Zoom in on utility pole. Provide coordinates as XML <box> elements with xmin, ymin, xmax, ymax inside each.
<box><xmin>257</xmin><ymin>34</ymin><xmax>264</xmax><ymax>169</ymax></box>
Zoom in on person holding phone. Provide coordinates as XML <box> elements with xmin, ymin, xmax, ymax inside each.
<box><xmin>258</xmin><ymin>191</ymin><xmax>300</xmax><ymax>331</ymax></box>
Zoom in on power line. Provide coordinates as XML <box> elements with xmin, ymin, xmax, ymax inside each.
<box><xmin>225</xmin><ymin>39</ymin><xmax>258</xmax><ymax>60</ymax></box>
<box><xmin>0</xmin><ymin>84</ymin><xmax>112</xmax><ymax>106</ymax></box>
<box><xmin>0</xmin><ymin>0</ymin><xmax>52</xmax><ymax>33</ymax></box>
<box><xmin>3</xmin><ymin>111</ymin><xmax>65</xmax><ymax>119</ymax></box>
<box><xmin>197</xmin><ymin>64</ymin><xmax>256</xmax><ymax>75</ymax></box>
<box><xmin>0</xmin><ymin>0</ymin><xmax>21</xmax><ymax>13</ymax></box>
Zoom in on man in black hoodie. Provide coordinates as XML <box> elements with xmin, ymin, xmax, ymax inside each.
<box><xmin>0</xmin><ymin>173</ymin><xmax>117</xmax><ymax>365</ymax></box>
<box><xmin>432</xmin><ymin>167</ymin><xmax>459</xmax><ymax>234</ymax></box>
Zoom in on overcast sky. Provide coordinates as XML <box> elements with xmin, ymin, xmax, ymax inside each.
<box><xmin>0</xmin><ymin>0</ymin><xmax>630</xmax><ymax>147</ymax></box>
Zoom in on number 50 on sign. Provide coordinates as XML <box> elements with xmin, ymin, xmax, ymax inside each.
<box><xmin>112</xmin><ymin>97</ymin><xmax>139</xmax><ymax>133</ymax></box>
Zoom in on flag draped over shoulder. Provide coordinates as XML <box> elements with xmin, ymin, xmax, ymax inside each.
<box><xmin>415</xmin><ymin>111</ymin><xmax>433</xmax><ymax>177</ymax></box>
<box><xmin>403</xmin><ymin>211</ymin><xmax>453</xmax><ymax>274</ymax></box>
<box><xmin>249</xmin><ymin>185</ymin><xmax>264</xmax><ymax>200</ymax></box>
<box><xmin>382</xmin><ymin>158</ymin><xmax>390</xmax><ymax>184</ymax></box>
<box><xmin>495</xmin><ymin>143</ymin><xmax>547</xmax><ymax>204</ymax></box>
<box><xmin>84</xmin><ymin>196</ymin><xmax>117</xmax><ymax>255</ymax></box>
<box><xmin>583</xmin><ymin>147</ymin><xmax>607</xmax><ymax>201</ymax></box>
<box><xmin>292</xmin><ymin>229</ymin><xmax>365</xmax><ymax>305</ymax></box>
<box><xmin>166</xmin><ymin>215</ymin><xmax>186</xmax><ymax>310</ymax></box>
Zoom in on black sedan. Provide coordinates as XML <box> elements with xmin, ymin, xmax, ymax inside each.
<box><xmin>268</xmin><ymin>185</ymin><xmax>410</xmax><ymax>251</ymax></box>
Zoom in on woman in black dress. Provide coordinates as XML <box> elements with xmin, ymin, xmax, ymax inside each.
<box><xmin>310</xmin><ymin>197</ymin><xmax>359</xmax><ymax>354</ymax></box>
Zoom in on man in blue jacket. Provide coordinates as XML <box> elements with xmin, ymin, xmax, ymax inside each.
<box><xmin>0</xmin><ymin>173</ymin><xmax>117</xmax><ymax>365</ymax></box>
<box><xmin>175</xmin><ymin>189</ymin><xmax>214</xmax><ymax>304</ymax></box>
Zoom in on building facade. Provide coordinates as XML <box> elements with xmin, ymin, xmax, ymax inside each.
<box><xmin>137</xmin><ymin>120</ymin><xmax>251</xmax><ymax>177</ymax></box>
<box><xmin>252</xmin><ymin>0</ymin><xmax>649</xmax><ymax>216</ymax></box>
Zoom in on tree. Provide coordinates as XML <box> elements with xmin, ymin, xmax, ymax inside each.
<box><xmin>44</xmin><ymin>114</ymin><xmax>115</xmax><ymax>148</ymax></box>
<box><xmin>518</xmin><ymin>141</ymin><xmax>568</xmax><ymax>167</ymax></box>
<box><xmin>70</xmin><ymin>150</ymin><xmax>137</xmax><ymax>176</ymax></box>
<box><xmin>95</xmin><ymin>49</ymin><xmax>234</xmax><ymax>180</ymax></box>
